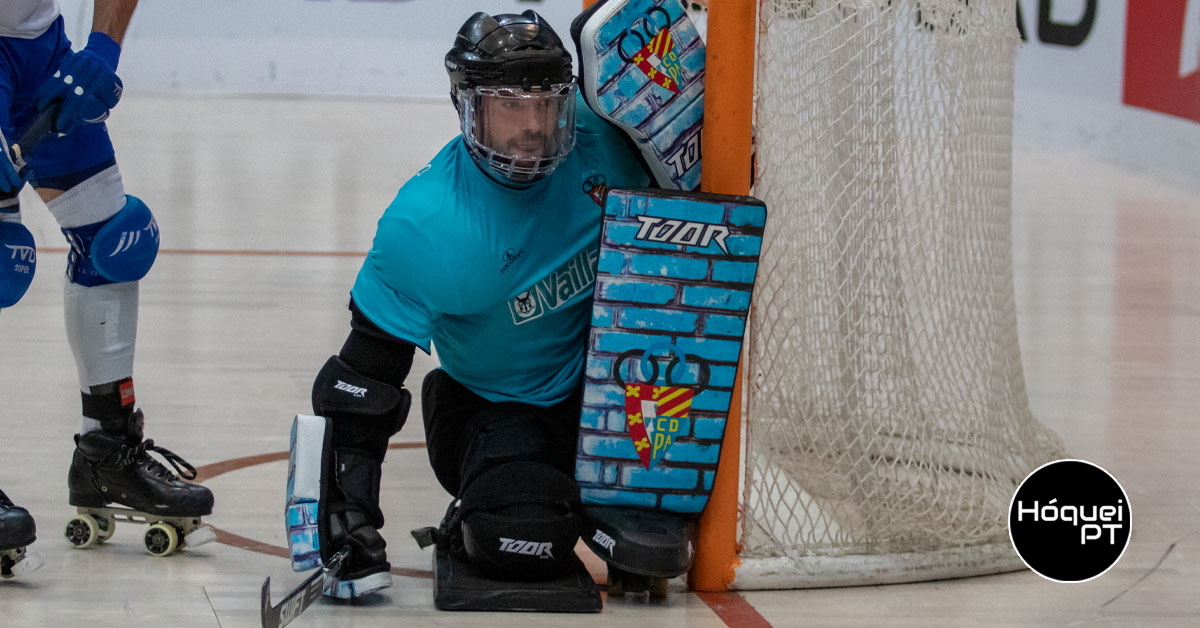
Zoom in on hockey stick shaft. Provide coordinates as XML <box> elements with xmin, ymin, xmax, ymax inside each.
<box><xmin>259</xmin><ymin>546</ymin><xmax>350</xmax><ymax>628</ymax></box>
<box><xmin>8</xmin><ymin>103</ymin><xmax>61</xmax><ymax>178</ymax></box>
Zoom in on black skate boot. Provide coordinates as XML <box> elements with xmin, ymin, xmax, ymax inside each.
<box><xmin>0</xmin><ymin>488</ymin><xmax>42</xmax><ymax>578</ymax></box>
<box><xmin>65</xmin><ymin>408</ymin><xmax>215</xmax><ymax>556</ymax></box>
<box><xmin>581</xmin><ymin>506</ymin><xmax>697</xmax><ymax>601</ymax></box>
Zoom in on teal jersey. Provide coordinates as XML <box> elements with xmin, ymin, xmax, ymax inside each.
<box><xmin>351</xmin><ymin>102</ymin><xmax>650</xmax><ymax>406</ymax></box>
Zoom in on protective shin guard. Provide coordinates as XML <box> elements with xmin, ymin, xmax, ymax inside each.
<box><xmin>63</xmin><ymin>281</ymin><xmax>137</xmax><ymax>389</ymax></box>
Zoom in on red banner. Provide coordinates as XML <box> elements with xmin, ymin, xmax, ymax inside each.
<box><xmin>1124</xmin><ymin>1</ymin><xmax>1200</xmax><ymax>124</ymax></box>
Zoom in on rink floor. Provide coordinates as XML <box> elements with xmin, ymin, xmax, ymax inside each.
<box><xmin>1</xmin><ymin>94</ymin><xmax>1198</xmax><ymax>627</ymax></box>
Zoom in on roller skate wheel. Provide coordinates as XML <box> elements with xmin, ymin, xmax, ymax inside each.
<box><xmin>649</xmin><ymin>576</ymin><xmax>669</xmax><ymax>600</ymax></box>
<box><xmin>606</xmin><ymin>566</ymin><xmax>668</xmax><ymax>602</ymax></box>
<box><xmin>144</xmin><ymin>522</ymin><xmax>180</xmax><ymax>557</ymax></box>
<box><xmin>184</xmin><ymin>525</ymin><xmax>217</xmax><ymax>548</ymax></box>
<box><xmin>95</xmin><ymin>515</ymin><xmax>116</xmax><ymax>543</ymax></box>
<box><xmin>65</xmin><ymin>513</ymin><xmax>100</xmax><ymax>549</ymax></box>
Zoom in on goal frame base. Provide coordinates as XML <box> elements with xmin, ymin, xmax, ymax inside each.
<box><xmin>730</xmin><ymin>543</ymin><xmax>1026</xmax><ymax>590</ymax></box>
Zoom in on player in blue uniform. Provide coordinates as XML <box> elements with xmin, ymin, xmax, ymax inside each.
<box><xmin>294</xmin><ymin>10</ymin><xmax>651</xmax><ymax>597</ymax></box>
<box><xmin>1</xmin><ymin>0</ymin><xmax>213</xmax><ymax>575</ymax></box>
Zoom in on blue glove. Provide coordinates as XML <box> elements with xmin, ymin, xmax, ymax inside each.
<box><xmin>35</xmin><ymin>32</ymin><xmax>124</xmax><ymax>134</ymax></box>
<box><xmin>0</xmin><ymin>133</ymin><xmax>25</xmax><ymax>196</ymax></box>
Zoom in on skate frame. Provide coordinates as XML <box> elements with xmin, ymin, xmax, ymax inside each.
<box><xmin>77</xmin><ymin>505</ymin><xmax>207</xmax><ymax>532</ymax></box>
<box><xmin>259</xmin><ymin>546</ymin><xmax>350</xmax><ymax>628</ymax></box>
<box><xmin>0</xmin><ymin>546</ymin><xmax>43</xmax><ymax>579</ymax></box>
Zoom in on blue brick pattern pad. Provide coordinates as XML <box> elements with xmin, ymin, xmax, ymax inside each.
<box><xmin>287</xmin><ymin>501</ymin><xmax>321</xmax><ymax>572</ymax></box>
<box><xmin>576</xmin><ymin>188</ymin><xmax>766</xmax><ymax>515</ymax></box>
<box><xmin>582</xmin><ymin>0</ymin><xmax>706</xmax><ymax>190</ymax></box>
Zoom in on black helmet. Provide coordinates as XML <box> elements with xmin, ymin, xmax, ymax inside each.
<box><xmin>445</xmin><ymin>11</ymin><xmax>579</xmax><ymax>185</ymax></box>
<box><xmin>445</xmin><ymin>11</ymin><xmax>574</xmax><ymax>93</ymax></box>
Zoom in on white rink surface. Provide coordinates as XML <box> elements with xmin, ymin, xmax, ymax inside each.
<box><xmin>1</xmin><ymin>94</ymin><xmax>1198</xmax><ymax>627</ymax></box>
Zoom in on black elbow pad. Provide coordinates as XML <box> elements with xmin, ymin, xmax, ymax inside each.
<box><xmin>312</xmin><ymin>355</ymin><xmax>411</xmax><ymax>459</ymax></box>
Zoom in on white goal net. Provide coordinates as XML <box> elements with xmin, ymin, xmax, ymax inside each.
<box><xmin>720</xmin><ymin>0</ymin><xmax>1067</xmax><ymax>588</ymax></box>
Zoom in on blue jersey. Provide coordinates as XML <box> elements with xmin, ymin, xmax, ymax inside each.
<box><xmin>351</xmin><ymin>101</ymin><xmax>650</xmax><ymax>406</ymax></box>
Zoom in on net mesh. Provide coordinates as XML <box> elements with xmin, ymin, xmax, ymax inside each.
<box><xmin>735</xmin><ymin>0</ymin><xmax>1066</xmax><ymax>586</ymax></box>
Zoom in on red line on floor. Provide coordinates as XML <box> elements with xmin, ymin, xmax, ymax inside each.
<box><xmin>194</xmin><ymin>443</ymin><xmax>772</xmax><ymax>625</ymax></box>
<box><xmin>194</xmin><ymin>442</ymin><xmax>431</xmax><ymax>579</ymax></box>
<box><xmin>697</xmin><ymin>591</ymin><xmax>776</xmax><ymax>628</ymax></box>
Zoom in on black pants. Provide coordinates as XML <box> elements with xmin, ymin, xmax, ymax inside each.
<box><xmin>421</xmin><ymin>369</ymin><xmax>582</xmax><ymax>496</ymax></box>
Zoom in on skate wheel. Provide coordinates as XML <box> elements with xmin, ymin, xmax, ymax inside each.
<box><xmin>606</xmin><ymin>566</ymin><xmax>668</xmax><ymax>601</ymax></box>
<box><xmin>649</xmin><ymin>576</ymin><xmax>669</xmax><ymax>601</ymax></box>
<box><xmin>95</xmin><ymin>515</ymin><xmax>116</xmax><ymax>543</ymax></box>
<box><xmin>65</xmin><ymin>513</ymin><xmax>100</xmax><ymax>549</ymax></box>
<box><xmin>144</xmin><ymin>522</ymin><xmax>180</xmax><ymax>557</ymax></box>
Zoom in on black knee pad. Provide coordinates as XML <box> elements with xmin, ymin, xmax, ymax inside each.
<box><xmin>454</xmin><ymin>461</ymin><xmax>582</xmax><ymax>581</ymax></box>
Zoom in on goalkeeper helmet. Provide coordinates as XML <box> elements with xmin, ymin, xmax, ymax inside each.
<box><xmin>446</xmin><ymin>11</ymin><xmax>577</xmax><ymax>185</ymax></box>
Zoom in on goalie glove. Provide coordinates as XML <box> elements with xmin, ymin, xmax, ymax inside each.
<box><xmin>572</xmin><ymin>0</ymin><xmax>706</xmax><ymax>190</ymax></box>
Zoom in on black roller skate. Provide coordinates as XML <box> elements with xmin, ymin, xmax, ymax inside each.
<box><xmin>65</xmin><ymin>409</ymin><xmax>215</xmax><ymax>556</ymax></box>
<box><xmin>0</xmin><ymin>488</ymin><xmax>42</xmax><ymax>578</ymax></box>
<box><xmin>582</xmin><ymin>506</ymin><xmax>697</xmax><ymax>602</ymax></box>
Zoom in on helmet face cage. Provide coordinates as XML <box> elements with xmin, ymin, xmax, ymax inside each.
<box><xmin>458</xmin><ymin>82</ymin><xmax>577</xmax><ymax>185</ymax></box>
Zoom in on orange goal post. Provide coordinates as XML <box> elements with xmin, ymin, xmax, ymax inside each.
<box><xmin>582</xmin><ymin>0</ymin><xmax>1065</xmax><ymax>592</ymax></box>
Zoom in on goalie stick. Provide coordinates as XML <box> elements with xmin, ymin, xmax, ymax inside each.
<box><xmin>259</xmin><ymin>546</ymin><xmax>350</xmax><ymax>628</ymax></box>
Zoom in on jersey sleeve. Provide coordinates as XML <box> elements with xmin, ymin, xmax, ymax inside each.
<box><xmin>574</xmin><ymin>92</ymin><xmax>654</xmax><ymax>186</ymax></box>
<box><xmin>349</xmin><ymin>212</ymin><xmax>446</xmax><ymax>354</ymax></box>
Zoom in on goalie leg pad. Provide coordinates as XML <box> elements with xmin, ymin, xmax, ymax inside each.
<box><xmin>572</xmin><ymin>0</ymin><xmax>706</xmax><ymax>190</ymax></box>
<box><xmin>0</xmin><ymin>219</ymin><xmax>37</xmax><ymax>309</ymax></box>
<box><xmin>286</xmin><ymin>414</ymin><xmax>330</xmax><ymax>572</ymax></box>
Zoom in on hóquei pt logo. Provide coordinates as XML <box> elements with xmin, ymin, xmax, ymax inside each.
<box><xmin>1009</xmin><ymin>459</ymin><xmax>1131</xmax><ymax>583</ymax></box>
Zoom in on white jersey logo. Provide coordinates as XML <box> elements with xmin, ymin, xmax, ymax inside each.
<box><xmin>507</xmin><ymin>246</ymin><xmax>598</xmax><ymax>325</ymax></box>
